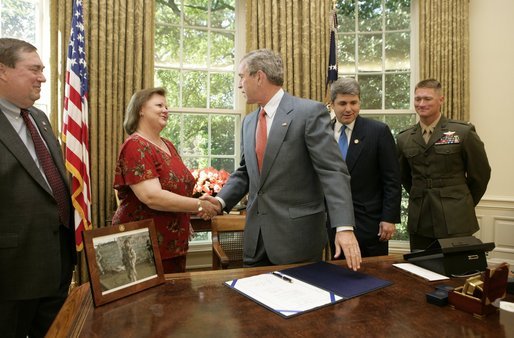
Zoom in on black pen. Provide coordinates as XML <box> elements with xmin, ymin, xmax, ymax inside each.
<box><xmin>271</xmin><ymin>271</ymin><xmax>293</xmax><ymax>283</ymax></box>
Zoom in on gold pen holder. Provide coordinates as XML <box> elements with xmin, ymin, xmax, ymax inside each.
<box><xmin>448</xmin><ymin>263</ymin><xmax>510</xmax><ymax>318</ymax></box>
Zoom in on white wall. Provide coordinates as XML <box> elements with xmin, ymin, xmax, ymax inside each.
<box><xmin>470</xmin><ymin>0</ymin><xmax>514</xmax><ymax>264</ymax></box>
<box><xmin>470</xmin><ymin>0</ymin><xmax>514</xmax><ymax>199</ymax></box>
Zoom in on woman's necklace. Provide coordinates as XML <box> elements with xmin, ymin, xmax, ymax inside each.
<box><xmin>135</xmin><ymin>131</ymin><xmax>170</xmax><ymax>155</ymax></box>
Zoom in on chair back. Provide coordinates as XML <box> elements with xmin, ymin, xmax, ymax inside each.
<box><xmin>211</xmin><ymin>215</ymin><xmax>246</xmax><ymax>269</ymax></box>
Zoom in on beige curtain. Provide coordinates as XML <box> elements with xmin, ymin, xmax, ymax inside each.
<box><xmin>419</xmin><ymin>0</ymin><xmax>470</xmax><ymax>121</ymax></box>
<box><xmin>246</xmin><ymin>0</ymin><xmax>331</xmax><ymax>111</ymax></box>
<box><xmin>50</xmin><ymin>0</ymin><xmax>155</xmax><ymax>283</ymax></box>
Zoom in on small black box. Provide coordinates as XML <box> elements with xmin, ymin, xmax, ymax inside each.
<box><xmin>426</xmin><ymin>289</ymin><xmax>449</xmax><ymax>306</ymax></box>
<box><xmin>435</xmin><ymin>284</ymin><xmax>455</xmax><ymax>292</ymax></box>
<box><xmin>404</xmin><ymin>236</ymin><xmax>495</xmax><ymax>277</ymax></box>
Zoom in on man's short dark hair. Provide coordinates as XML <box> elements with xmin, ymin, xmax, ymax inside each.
<box><xmin>0</xmin><ymin>38</ymin><xmax>37</xmax><ymax>68</ymax></box>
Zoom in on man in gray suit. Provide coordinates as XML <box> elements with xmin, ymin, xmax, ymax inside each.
<box><xmin>205</xmin><ymin>49</ymin><xmax>361</xmax><ymax>270</ymax></box>
<box><xmin>0</xmin><ymin>38</ymin><xmax>75</xmax><ymax>337</ymax></box>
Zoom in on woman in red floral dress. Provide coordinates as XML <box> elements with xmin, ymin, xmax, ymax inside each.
<box><xmin>113</xmin><ymin>88</ymin><xmax>218</xmax><ymax>273</ymax></box>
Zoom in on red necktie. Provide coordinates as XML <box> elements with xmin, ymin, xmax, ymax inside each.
<box><xmin>255</xmin><ymin>108</ymin><xmax>267</xmax><ymax>172</ymax></box>
<box><xmin>21</xmin><ymin>109</ymin><xmax>70</xmax><ymax>228</ymax></box>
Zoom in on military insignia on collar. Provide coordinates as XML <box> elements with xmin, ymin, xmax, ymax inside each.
<box><xmin>435</xmin><ymin>130</ymin><xmax>460</xmax><ymax>145</ymax></box>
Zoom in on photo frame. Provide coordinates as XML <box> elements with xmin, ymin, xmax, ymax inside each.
<box><xmin>83</xmin><ymin>219</ymin><xmax>165</xmax><ymax>307</ymax></box>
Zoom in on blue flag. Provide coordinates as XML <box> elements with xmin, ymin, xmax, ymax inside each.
<box><xmin>327</xmin><ymin>10</ymin><xmax>338</xmax><ymax>85</ymax></box>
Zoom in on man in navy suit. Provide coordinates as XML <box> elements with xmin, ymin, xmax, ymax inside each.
<box><xmin>0</xmin><ymin>38</ymin><xmax>75</xmax><ymax>337</ymax></box>
<box><xmin>205</xmin><ymin>49</ymin><xmax>361</xmax><ymax>270</ymax></box>
<box><xmin>327</xmin><ymin>77</ymin><xmax>401</xmax><ymax>257</ymax></box>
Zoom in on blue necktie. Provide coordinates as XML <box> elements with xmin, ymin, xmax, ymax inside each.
<box><xmin>338</xmin><ymin>125</ymin><xmax>348</xmax><ymax>160</ymax></box>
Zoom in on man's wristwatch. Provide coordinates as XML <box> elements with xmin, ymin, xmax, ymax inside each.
<box><xmin>197</xmin><ymin>200</ymin><xmax>203</xmax><ymax>212</ymax></box>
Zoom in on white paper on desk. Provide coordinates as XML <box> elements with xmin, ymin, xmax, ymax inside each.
<box><xmin>225</xmin><ymin>273</ymin><xmax>343</xmax><ymax>317</ymax></box>
<box><xmin>393</xmin><ymin>263</ymin><xmax>449</xmax><ymax>281</ymax></box>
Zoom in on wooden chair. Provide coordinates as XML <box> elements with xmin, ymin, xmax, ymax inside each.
<box><xmin>211</xmin><ymin>215</ymin><xmax>246</xmax><ymax>269</ymax></box>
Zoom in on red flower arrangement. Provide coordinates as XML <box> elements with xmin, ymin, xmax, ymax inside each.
<box><xmin>191</xmin><ymin>167</ymin><xmax>230</xmax><ymax>198</ymax></box>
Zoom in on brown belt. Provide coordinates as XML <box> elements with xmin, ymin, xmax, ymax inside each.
<box><xmin>412</xmin><ymin>178</ymin><xmax>466</xmax><ymax>188</ymax></box>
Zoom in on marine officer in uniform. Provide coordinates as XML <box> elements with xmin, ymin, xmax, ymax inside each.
<box><xmin>397</xmin><ymin>79</ymin><xmax>491</xmax><ymax>251</ymax></box>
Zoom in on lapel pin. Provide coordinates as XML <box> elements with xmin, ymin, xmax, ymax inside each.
<box><xmin>354</xmin><ymin>139</ymin><xmax>359</xmax><ymax>144</ymax></box>
<box><xmin>282</xmin><ymin>122</ymin><xmax>287</xmax><ymax>127</ymax></box>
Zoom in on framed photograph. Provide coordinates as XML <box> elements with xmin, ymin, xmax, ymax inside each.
<box><xmin>83</xmin><ymin>219</ymin><xmax>165</xmax><ymax>307</ymax></box>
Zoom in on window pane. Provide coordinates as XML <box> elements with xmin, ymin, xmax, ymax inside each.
<box><xmin>183</xmin><ymin>28</ymin><xmax>208</xmax><ymax>67</ymax></box>
<box><xmin>383</xmin><ymin>113</ymin><xmax>416</xmax><ymax>137</ymax></box>
<box><xmin>336</xmin><ymin>0</ymin><xmax>356</xmax><ymax>33</ymax></box>
<box><xmin>337</xmin><ymin>34</ymin><xmax>355</xmax><ymax>74</ymax></box>
<box><xmin>358</xmin><ymin>0</ymin><xmax>382</xmax><ymax>32</ymax></box>
<box><xmin>155</xmin><ymin>0</ymin><xmax>181</xmax><ymax>25</ymax></box>
<box><xmin>155</xmin><ymin>25</ymin><xmax>181</xmax><ymax>66</ymax></box>
<box><xmin>211</xmin><ymin>158</ymin><xmax>235</xmax><ymax>172</ymax></box>
<box><xmin>182</xmin><ymin>114</ymin><xmax>208</xmax><ymax>156</ymax></box>
<box><xmin>183</xmin><ymin>157</ymin><xmax>209</xmax><ymax>170</ymax></box>
<box><xmin>183</xmin><ymin>70</ymin><xmax>207</xmax><ymax>107</ymax></box>
<box><xmin>1</xmin><ymin>0</ymin><xmax>36</xmax><ymax>43</ymax></box>
<box><xmin>385</xmin><ymin>73</ymin><xmax>410</xmax><ymax>110</ymax></box>
<box><xmin>385</xmin><ymin>0</ymin><xmax>410</xmax><ymax>30</ymax></box>
<box><xmin>358</xmin><ymin>33</ymin><xmax>382</xmax><ymax>72</ymax></box>
<box><xmin>385</xmin><ymin>32</ymin><xmax>410</xmax><ymax>71</ymax></box>
<box><xmin>359</xmin><ymin>74</ymin><xmax>382</xmax><ymax>109</ymax></box>
<box><xmin>395</xmin><ymin>189</ymin><xmax>410</xmax><ymax>241</ymax></box>
<box><xmin>155</xmin><ymin>69</ymin><xmax>181</xmax><ymax>108</ymax></box>
<box><xmin>362</xmin><ymin>113</ymin><xmax>416</xmax><ymax>138</ymax></box>
<box><xmin>184</xmin><ymin>0</ymin><xmax>208</xmax><ymax>27</ymax></box>
<box><xmin>211</xmin><ymin>0</ymin><xmax>235</xmax><ymax>29</ymax></box>
<box><xmin>211</xmin><ymin>114</ymin><xmax>235</xmax><ymax>155</ymax></box>
<box><xmin>210</xmin><ymin>30</ymin><xmax>234</xmax><ymax>69</ymax></box>
<box><xmin>210</xmin><ymin>72</ymin><xmax>233</xmax><ymax>109</ymax></box>
<box><xmin>162</xmin><ymin>112</ymin><xmax>182</xmax><ymax>145</ymax></box>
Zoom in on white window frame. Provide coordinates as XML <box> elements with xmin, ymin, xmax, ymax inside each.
<box><xmin>154</xmin><ymin>1</ymin><xmax>246</xmax><ymax>249</ymax></box>
<box><xmin>337</xmin><ymin>0</ymin><xmax>418</xmax><ymax>118</ymax></box>
<box><xmin>154</xmin><ymin>0</ymin><xmax>245</xmax><ymax>173</ymax></box>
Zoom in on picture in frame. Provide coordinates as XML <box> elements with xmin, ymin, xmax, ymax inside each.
<box><xmin>83</xmin><ymin>219</ymin><xmax>165</xmax><ymax>307</ymax></box>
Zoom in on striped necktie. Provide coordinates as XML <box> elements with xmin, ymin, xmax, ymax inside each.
<box><xmin>21</xmin><ymin>109</ymin><xmax>70</xmax><ymax>228</ymax></box>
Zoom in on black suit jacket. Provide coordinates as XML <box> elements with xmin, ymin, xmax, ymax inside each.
<box><xmin>0</xmin><ymin>107</ymin><xmax>75</xmax><ymax>300</ymax></box>
<box><xmin>332</xmin><ymin>115</ymin><xmax>401</xmax><ymax>254</ymax></box>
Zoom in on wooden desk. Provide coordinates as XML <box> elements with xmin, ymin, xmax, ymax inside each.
<box><xmin>48</xmin><ymin>256</ymin><xmax>511</xmax><ymax>337</ymax></box>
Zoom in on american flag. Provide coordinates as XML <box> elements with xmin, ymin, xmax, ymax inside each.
<box><xmin>327</xmin><ymin>8</ymin><xmax>339</xmax><ymax>85</ymax></box>
<box><xmin>62</xmin><ymin>0</ymin><xmax>92</xmax><ymax>251</ymax></box>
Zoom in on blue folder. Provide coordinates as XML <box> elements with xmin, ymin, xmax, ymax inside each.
<box><xmin>280</xmin><ymin>261</ymin><xmax>392</xmax><ymax>298</ymax></box>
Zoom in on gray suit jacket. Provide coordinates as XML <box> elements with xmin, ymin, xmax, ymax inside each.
<box><xmin>0</xmin><ymin>107</ymin><xmax>75</xmax><ymax>300</ymax></box>
<box><xmin>218</xmin><ymin>92</ymin><xmax>354</xmax><ymax>265</ymax></box>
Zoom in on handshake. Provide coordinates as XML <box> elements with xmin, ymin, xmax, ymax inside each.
<box><xmin>196</xmin><ymin>194</ymin><xmax>223</xmax><ymax>220</ymax></box>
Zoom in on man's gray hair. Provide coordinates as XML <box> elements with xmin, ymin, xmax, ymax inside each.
<box><xmin>330</xmin><ymin>77</ymin><xmax>360</xmax><ymax>102</ymax></box>
<box><xmin>241</xmin><ymin>49</ymin><xmax>284</xmax><ymax>86</ymax></box>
